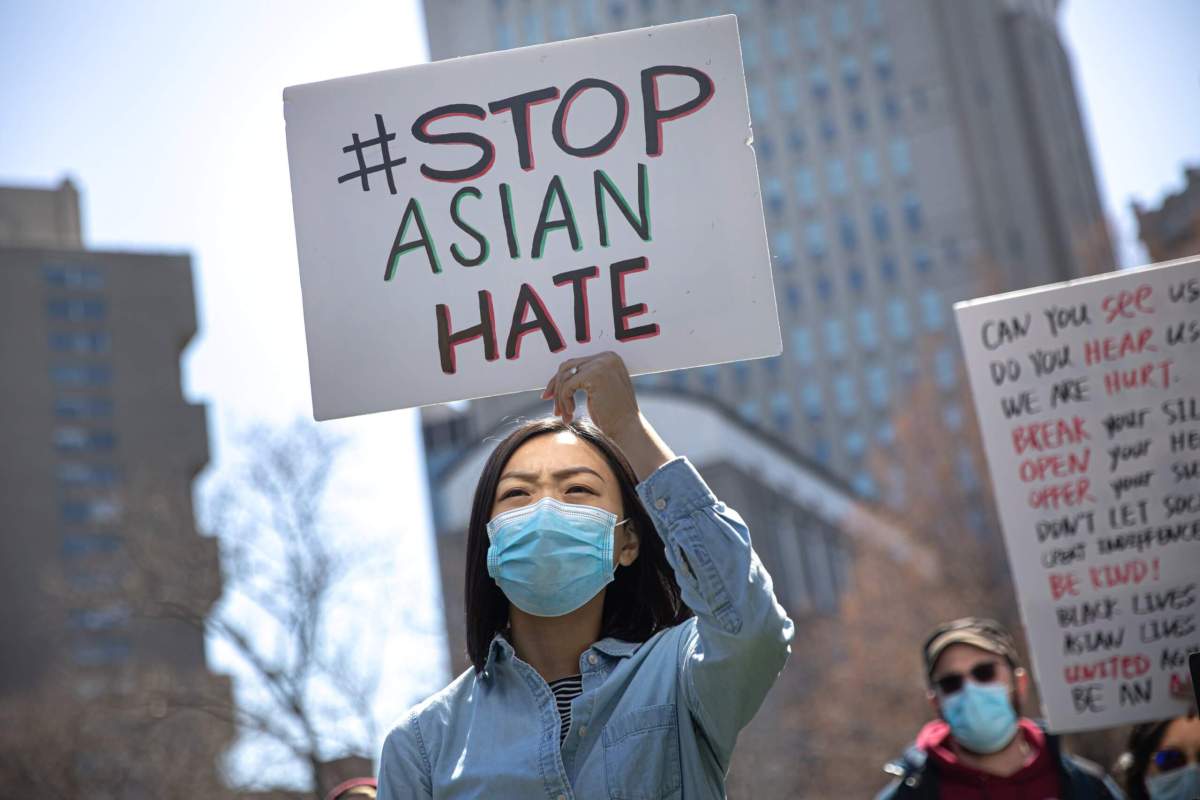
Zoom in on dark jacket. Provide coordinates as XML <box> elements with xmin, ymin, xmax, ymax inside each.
<box><xmin>874</xmin><ymin>722</ymin><xmax>1126</xmax><ymax>800</ymax></box>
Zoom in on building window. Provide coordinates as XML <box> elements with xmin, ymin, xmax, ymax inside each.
<box><xmin>816</xmin><ymin>273</ymin><xmax>834</xmax><ymax>302</ymax></box>
<box><xmin>521</xmin><ymin>11</ymin><xmax>542</xmax><ymax>44</ymax></box>
<box><xmin>700</xmin><ymin>366</ymin><xmax>719</xmax><ymax>393</ymax></box>
<box><xmin>880</xmin><ymin>254</ymin><xmax>898</xmax><ymax>283</ymax></box>
<box><xmin>957</xmin><ymin>449</ymin><xmax>979</xmax><ymax>490</ymax></box>
<box><xmin>51</xmin><ymin>365</ymin><xmax>112</xmax><ymax>387</ymax></box>
<box><xmin>749</xmin><ymin>84</ymin><xmax>769</xmax><ymax>121</ymax></box>
<box><xmin>60</xmin><ymin>498</ymin><xmax>121</xmax><ymax>525</ymax></box>
<box><xmin>831</xmin><ymin>3</ymin><xmax>852</xmax><ymax>41</ymax></box>
<box><xmin>844</xmin><ymin>429</ymin><xmax>867</xmax><ymax>459</ymax></box>
<box><xmin>47</xmin><ymin>299</ymin><xmax>105</xmax><ymax>321</ymax></box>
<box><xmin>824</xmin><ymin>318</ymin><xmax>847</xmax><ymax>360</ymax></box>
<box><xmin>764</xmin><ymin>176</ymin><xmax>785</xmax><ymax>215</ymax></box>
<box><xmin>809</xmin><ymin>65</ymin><xmax>831</xmax><ymax>102</ymax></box>
<box><xmin>839</xmin><ymin>215</ymin><xmax>858</xmax><ymax>251</ymax></box>
<box><xmin>769</xmin><ymin>28</ymin><xmax>789</xmax><ymax>59</ymax></box>
<box><xmin>847</xmin><ymin>265</ymin><xmax>865</xmax><ymax>293</ymax></box>
<box><xmin>865</xmin><ymin>365</ymin><xmax>888</xmax><ymax>408</ymax></box>
<box><xmin>826</xmin><ymin>158</ymin><xmax>848</xmax><ymax>196</ymax></box>
<box><xmin>903</xmin><ymin>192</ymin><xmax>923</xmax><ymax>231</ymax></box>
<box><xmin>809</xmin><ymin>443</ymin><xmax>831</xmax><ymax>474</ymax></box>
<box><xmin>57</xmin><ymin>463</ymin><xmax>120</xmax><ymax>486</ymax></box>
<box><xmin>72</xmin><ymin>638</ymin><xmax>132</xmax><ymax>666</ymax></box>
<box><xmin>579</xmin><ymin>0</ymin><xmax>598</xmax><ymax>30</ymax></box>
<box><xmin>550</xmin><ymin>8</ymin><xmax>570</xmax><ymax>39</ymax></box>
<box><xmin>55</xmin><ymin>427</ymin><xmax>117</xmax><ymax>452</ymax></box>
<box><xmin>43</xmin><ymin>265</ymin><xmax>104</xmax><ymax>290</ymax></box>
<box><xmin>882</xmin><ymin>93</ymin><xmax>900</xmax><ymax>121</ymax></box>
<box><xmin>794</xmin><ymin>167</ymin><xmax>817</xmax><ymax>208</ymax></box>
<box><xmin>876</xmin><ymin>421</ymin><xmax>896</xmax><ymax>446</ymax></box>
<box><xmin>763</xmin><ymin>356</ymin><xmax>782</xmax><ymax>381</ymax></box>
<box><xmin>889</xmin><ymin>138</ymin><xmax>912</xmax><ymax>177</ymax></box>
<box><xmin>864</xmin><ymin>0</ymin><xmax>883</xmax><ymax>28</ymax></box>
<box><xmin>609</xmin><ymin>1</ymin><xmax>628</xmax><ymax>23</ymax></box>
<box><xmin>770</xmin><ymin>390</ymin><xmax>792</xmax><ymax>430</ymax></box>
<box><xmin>67</xmin><ymin>602</ymin><xmax>131</xmax><ymax>632</ymax></box>
<box><xmin>61</xmin><ymin>533</ymin><xmax>122</xmax><ymax>559</ymax></box>
<box><xmin>785</xmin><ymin>283</ymin><xmax>803</xmax><ymax>312</ymax></box>
<box><xmin>935</xmin><ymin>347</ymin><xmax>958</xmax><ymax>390</ymax></box>
<box><xmin>887</xmin><ymin>298</ymin><xmax>912</xmax><ymax>340</ymax></box>
<box><xmin>737</xmin><ymin>400</ymin><xmax>760</xmax><ymax>423</ymax></box>
<box><xmin>495</xmin><ymin>22</ymin><xmax>515</xmax><ymax>49</ymax></box>
<box><xmin>855</xmin><ymin>308</ymin><xmax>879</xmax><ymax>351</ymax></box>
<box><xmin>798</xmin><ymin>14</ymin><xmax>820</xmax><ymax>50</ymax></box>
<box><xmin>914</xmin><ymin>247</ymin><xmax>934</xmax><ymax>275</ymax></box>
<box><xmin>850</xmin><ymin>106</ymin><xmax>868</xmax><ymax>132</ymax></box>
<box><xmin>841</xmin><ymin>56</ymin><xmax>861</xmax><ymax>90</ymax></box>
<box><xmin>944</xmin><ymin>403</ymin><xmax>964</xmax><ymax>431</ymax></box>
<box><xmin>788</xmin><ymin>128</ymin><xmax>806</xmax><ymax>154</ymax></box>
<box><xmin>791</xmin><ymin>327</ymin><xmax>814</xmax><ymax>366</ymax></box>
<box><xmin>49</xmin><ymin>331</ymin><xmax>111</xmax><ymax>354</ymax></box>
<box><xmin>920</xmin><ymin>288</ymin><xmax>946</xmax><ymax>330</ymax></box>
<box><xmin>742</xmin><ymin>32</ymin><xmax>760</xmax><ymax>70</ymax></box>
<box><xmin>758</xmin><ymin>133</ymin><xmax>776</xmax><ymax>161</ymax></box>
<box><xmin>860</xmin><ymin>149</ymin><xmax>880</xmax><ymax>187</ymax></box>
<box><xmin>853</xmin><ymin>472</ymin><xmax>878</xmax><ymax>499</ymax></box>
<box><xmin>805</xmin><ymin>221</ymin><xmax>827</xmax><ymax>259</ymax></box>
<box><xmin>772</xmin><ymin>230</ymin><xmax>795</xmax><ymax>269</ymax></box>
<box><xmin>833</xmin><ymin>374</ymin><xmax>858</xmax><ymax>416</ymax></box>
<box><xmin>778</xmin><ymin>77</ymin><xmax>799</xmax><ymax>114</ymax></box>
<box><xmin>55</xmin><ymin>396</ymin><xmax>113</xmax><ymax>419</ymax></box>
<box><xmin>872</xmin><ymin>44</ymin><xmax>894</xmax><ymax>80</ymax></box>
<box><xmin>733</xmin><ymin>361</ymin><xmax>751</xmax><ymax>388</ymax></box>
<box><xmin>802</xmin><ymin>385</ymin><xmax>824</xmax><ymax>421</ymax></box>
<box><xmin>871</xmin><ymin>204</ymin><xmax>891</xmax><ymax>242</ymax></box>
<box><xmin>820</xmin><ymin>117</ymin><xmax>838</xmax><ymax>143</ymax></box>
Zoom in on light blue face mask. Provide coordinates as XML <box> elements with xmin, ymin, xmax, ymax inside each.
<box><xmin>486</xmin><ymin>497</ymin><xmax>625</xmax><ymax>618</ymax></box>
<box><xmin>941</xmin><ymin>682</ymin><xmax>1019</xmax><ymax>754</ymax></box>
<box><xmin>1146</xmin><ymin>763</ymin><xmax>1200</xmax><ymax>800</ymax></box>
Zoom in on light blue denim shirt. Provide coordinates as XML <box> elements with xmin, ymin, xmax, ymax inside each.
<box><xmin>378</xmin><ymin>457</ymin><xmax>795</xmax><ymax>799</ymax></box>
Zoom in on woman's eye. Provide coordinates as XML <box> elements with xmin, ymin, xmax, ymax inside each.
<box><xmin>499</xmin><ymin>487</ymin><xmax>528</xmax><ymax>500</ymax></box>
<box><xmin>567</xmin><ymin>485</ymin><xmax>596</xmax><ymax>495</ymax></box>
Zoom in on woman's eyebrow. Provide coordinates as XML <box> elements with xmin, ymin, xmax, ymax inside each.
<box><xmin>498</xmin><ymin>466</ymin><xmax>606</xmax><ymax>483</ymax></box>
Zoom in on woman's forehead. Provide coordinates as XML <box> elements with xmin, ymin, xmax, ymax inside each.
<box><xmin>503</xmin><ymin>431</ymin><xmax>615</xmax><ymax>477</ymax></box>
<box><xmin>1160</xmin><ymin>715</ymin><xmax>1200</xmax><ymax>748</ymax></box>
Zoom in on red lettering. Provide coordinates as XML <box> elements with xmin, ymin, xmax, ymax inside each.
<box><xmin>1050</xmin><ymin>572</ymin><xmax>1081</xmax><ymax>600</ymax></box>
<box><xmin>1089</xmin><ymin>559</ymin><xmax>1152</xmax><ymax>589</ymax></box>
<box><xmin>1102</xmin><ymin>284</ymin><xmax>1154</xmax><ymax>323</ymax></box>
<box><xmin>1011</xmin><ymin>416</ymin><xmax>1090</xmax><ymax>455</ymax></box>
<box><xmin>1028</xmin><ymin>479</ymin><xmax>1094</xmax><ymax>510</ymax></box>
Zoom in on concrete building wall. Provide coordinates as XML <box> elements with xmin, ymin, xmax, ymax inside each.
<box><xmin>1136</xmin><ymin>166</ymin><xmax>1200</xmax><ymax>262</ymax></box>
<box><xmin>0</xmin><ymin>179</ymin><xmax>83</xmax><ymax>250</ymax></box>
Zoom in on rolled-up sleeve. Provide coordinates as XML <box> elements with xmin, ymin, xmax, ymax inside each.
<box><xmin>637</xmin><ymin>457</ymin><xmax>795</xmax><ymax>769</ymax></box>
<box><xmin>377</xmin><ymin>712</ymin><xmax>433</xmax><ymax>800</ymax></box>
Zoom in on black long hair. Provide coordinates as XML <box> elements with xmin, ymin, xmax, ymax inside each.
<box><xmin>463</xmin><ymin>417</ymin><xmax>690</xmax><ymax>673</ymax></box>
<box><xmin>1119</xmin><ymin>710</ymin><xmax>1199</xmax><ymax>800</ymax></box>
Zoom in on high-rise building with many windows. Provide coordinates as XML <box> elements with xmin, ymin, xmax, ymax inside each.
<box><xmin>0</xmin><ymin>179</ymin><xmax>230</xmax><ymax>793</ymax></box>
<box><xmin>419</xmin><ymin>0</ymin><xmax>1113</xmax><ymax>505</ymax></box>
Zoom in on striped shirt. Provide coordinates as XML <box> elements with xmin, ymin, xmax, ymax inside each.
<box><xmin>547</xmin><ymin>674</ymin><xmax>583</xmax><ymax>744</ymax></box>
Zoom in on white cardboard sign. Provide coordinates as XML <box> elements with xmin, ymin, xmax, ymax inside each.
<box><xmin>283</xmin><ymin>15</ymin><xmax>779</xmax><ymax>420</ymax></box>
<box><xmin>955</xmin><ymin>256</ymin><xmax>1200</xmax><ymax>732</ymax></box>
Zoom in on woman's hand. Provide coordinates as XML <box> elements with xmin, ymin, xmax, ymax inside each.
<box><xmin>541</xmin><ymin>352</ymin><xmax>675</xmax><ymax>480</ymax></box>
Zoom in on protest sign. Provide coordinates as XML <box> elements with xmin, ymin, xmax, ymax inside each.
<box><xmin>283</xmin><ymin>15</ymin><xmax>779</xmax><ymax>420</ymax></box>
<box><xmin>955</xmin><ymin>255</ymin><xmax>1200</xmax><ymax>732</ymax></box>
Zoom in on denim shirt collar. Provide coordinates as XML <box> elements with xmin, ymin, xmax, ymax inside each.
<box><xmin>482</xmin><ymin>632</ymin><xmax>644</xmax><ymax>678</ymax></box>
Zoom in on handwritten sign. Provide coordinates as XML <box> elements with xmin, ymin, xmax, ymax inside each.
<box><xmin>283</xmin><ymin>15</ymin><xmax>779</xmax><ymax>420</ymax></box>
<box><xmin>955</xmin><ymin>255</ymin><xmax>1200</xmax><ymax>731</ymax></box>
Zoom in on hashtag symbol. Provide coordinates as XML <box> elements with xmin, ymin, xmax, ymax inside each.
<box><xmin>337</xmin><ymin>114</ymin><xmax>407</xmax><ymax>194</ymax></box>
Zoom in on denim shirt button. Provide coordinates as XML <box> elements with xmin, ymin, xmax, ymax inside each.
<box><xmin>587</xmin><ymin>653</ymin><xmax>598</xmax><ymax>666</ymax></box>
<box><xmin>654</xmin><ymin>498</ymin><xmax>667</xmax><ymax>510</ymax></box>
<box><xmin>579</xmin><ymin>725</ymin><xmax>588</xmax><ymax>737</ymax></box>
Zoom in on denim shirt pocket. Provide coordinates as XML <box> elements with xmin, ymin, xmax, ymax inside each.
<box><xmin>601</xmin><ymin>703</ymin><xmax>682</xmax><ymax>800</ymax></box>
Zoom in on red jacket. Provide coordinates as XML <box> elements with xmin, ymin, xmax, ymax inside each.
<box><xmin>916</xmin><ymin>718</ymin><xmax>1061</xmax><ymax>800</ymax></box>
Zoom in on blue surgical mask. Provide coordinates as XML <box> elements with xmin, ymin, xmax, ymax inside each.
<box><xmin>1146</xmin><ymin>763</ymin><xmax>1200</xmax><ymax>800</ymax></box>
<box><xmin>486</xmin><ymin>497</ymin><xmax>624</xmax><ymax>618</ymax></box>
<box><xmin>941</xmin><ymin>682</ymin><xmax>1019</xmax><ymax>754</ymax></box>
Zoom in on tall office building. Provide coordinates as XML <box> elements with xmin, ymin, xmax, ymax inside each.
<box><xmin>0</xmin><ymin>179</ymin><xmax>230</xmax><ymax>794</ymax></box>
<box><xmin>419</xmin><ymin>0</ymin><xmax>1114</xmax><ymax>503</ymax></box>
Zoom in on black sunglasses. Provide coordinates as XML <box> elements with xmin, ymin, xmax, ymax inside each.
<box><xmin>1152</xmin><ymin>747</ymin><xmax>1199</xmax><ymax>773</ymax></box>
<box><xmin>933</xmin><ymin>662</ymin><xmax>1000</xmax><ymax>696</ymax></box>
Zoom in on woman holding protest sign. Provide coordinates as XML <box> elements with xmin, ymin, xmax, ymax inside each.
<box><xmin>377</xmin><ymin>352</ymin><xmax>794</xmax><ymax>799</ymax></box>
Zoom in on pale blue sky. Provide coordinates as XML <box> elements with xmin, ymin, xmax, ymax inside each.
<box><xmin>1</xmin><ymin>0</ymin><xmax>1197</xmax><ymax>789</ymax></box>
